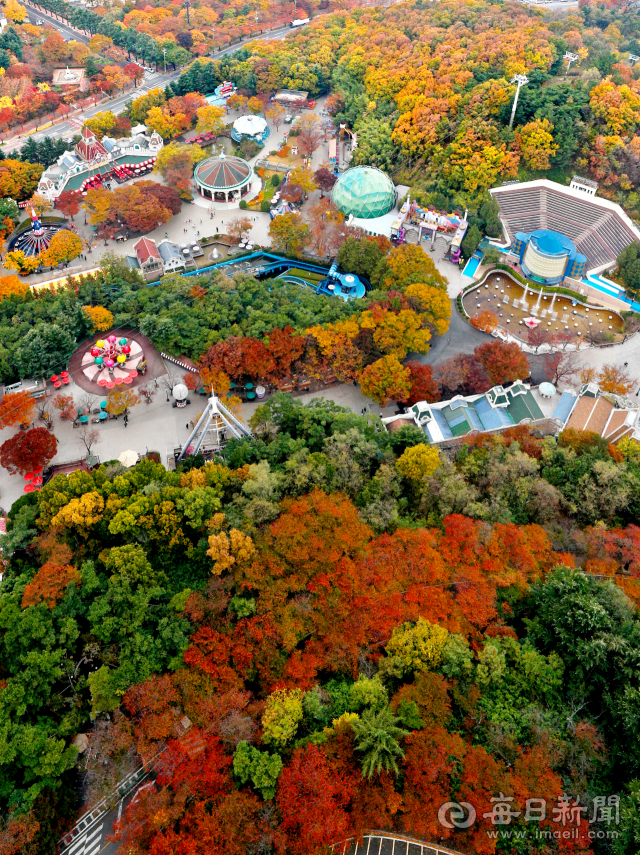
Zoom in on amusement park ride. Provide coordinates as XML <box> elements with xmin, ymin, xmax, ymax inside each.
<box><xmin>172</xmin><ymin>391</ymin><xmax>253</xmax><ymax>465</ymax></box>
<box><xmin>10</xmin><ymin>209</ymin><xmax>67</xmax><ymax>257</ymax></box>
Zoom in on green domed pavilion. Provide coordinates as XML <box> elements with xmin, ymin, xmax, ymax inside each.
<box><xmin>331</xmin><ymin>166</ymin><xmax>397</xmax><ymax>219</ymax></box>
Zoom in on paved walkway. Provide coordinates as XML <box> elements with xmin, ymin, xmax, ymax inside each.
<box><xmin>0</xmin><ymin>370</ymin><xmax>399</xmax><ymax>511</ymax></box>
<box><xmin>332</xmin><ymin>831</ymin><xmax>465</xmax><ymax>855</ymax></box>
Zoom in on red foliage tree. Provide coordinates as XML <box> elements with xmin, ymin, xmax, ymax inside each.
<box><xmin>265</xmin><ymin>326</ymin><xmax>306</xmax><ymax>379</ymax></box>
<box><xmin>55</xmin><ymin>190</ymin><xmax>80</xmax><ymax>220</ymax></box>
<box><xmin>405</xmin><ymin>360</ymin><xmax>440</xmax><ymax>404</ymax></box>
<box><xmin>474</xmin><ymin>341</ymin><xmax>530</xmax><ymax>385</ymax></box>
<box><xmin>435</xmin><ymin>353</ymin><xmax>491</xmax><ymax>396</ymax></box>
<box><xmin>0</xmin><ymin>427</ymin><xmax>57</xmax><ymax>475</ymax></box>
<box><xmin>277</xmin><ymin>744</ymin><xmax>355</xmax><ymax>855</ymax></box>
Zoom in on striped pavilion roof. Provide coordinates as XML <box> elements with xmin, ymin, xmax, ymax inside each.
<box><xmin>195</xmin><ymin>155</ymin><xmax>252</xmax><ymax>190</ymax></box>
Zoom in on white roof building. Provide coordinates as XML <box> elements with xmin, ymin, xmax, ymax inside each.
<box><xmin>36</xmin><ymin>126</ymin><xmax>163</xmax><ymax>202</ymax></box>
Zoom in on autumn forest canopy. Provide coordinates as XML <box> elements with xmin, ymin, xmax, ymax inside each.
<box><xmin>4</xmin><ymin>394</ymin><xmax>640</xmax><ymax>854</ymax></box>
<box><xmin>159</xmin><ymin>0</ymin><xmax>640</xmax><ymax>219</ymax></box>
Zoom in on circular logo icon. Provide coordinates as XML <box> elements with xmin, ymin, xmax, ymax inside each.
<box><xmin>438</xmin><ymin>801</ymin><xmax>477</xmax><ymax>829</ymax></box>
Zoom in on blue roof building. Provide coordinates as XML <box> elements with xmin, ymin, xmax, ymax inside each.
<box><xmin>512</xmin><ymin>229</ymin><xmax>587</xmax><ymax>285</ymax></box>
<box><xmin>385</xmin><ymin>381</ymin><xmax>548</xmax><ymax>444</ymax></box>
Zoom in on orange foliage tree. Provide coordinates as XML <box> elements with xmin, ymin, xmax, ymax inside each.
<box><xmin>0</xmin><ymin>390</ymin><xmax>36</xmax><ymax>429</ymax></box>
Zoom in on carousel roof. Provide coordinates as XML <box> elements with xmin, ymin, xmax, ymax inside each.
<box><xmin>194</xmin><ymin>153</ymin><xmax>252</xmax><ymax>190</ymax></box>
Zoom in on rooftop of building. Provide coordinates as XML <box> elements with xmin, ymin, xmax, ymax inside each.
<box><xmin>490</xmin><ymin>178</ymin><xmax>640</xmax><ymax>272</ymax></box>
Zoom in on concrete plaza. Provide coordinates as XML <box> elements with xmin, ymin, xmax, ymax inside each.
<box><xmin>0</xmin><ymin>364</ymin><xmax>399</xmax><ymax>512</ymax></box>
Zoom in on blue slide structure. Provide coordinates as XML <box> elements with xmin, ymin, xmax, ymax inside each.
<box><xmin>181</xmin><ymin>251</ymin><xmax>368</xmax><ymax>301</ymax></box>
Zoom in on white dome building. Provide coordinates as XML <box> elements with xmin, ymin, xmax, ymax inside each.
<box><xmin>232</xmin><ymin>114</ymin><xmax>270</xmax><ymax>144</ymax></box>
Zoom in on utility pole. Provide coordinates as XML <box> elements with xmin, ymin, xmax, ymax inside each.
<box><xmin>563</xmin><ymin>51</ymin><xmax>579</xmax><ymax>76</ymax></box>
<box><xmin>184</xmin><ymin>0</ymin><xmax>190</xmax><ymax>26</ymax></box>
<box><xmin>508</xmin><ymin>73</ymin><xmax>529</xmax><ymax>130</ymax></box>
<box><xmin>162</xmin><ymin>47</ymin><xmax>166</xmax><ymax>73</ymax></box>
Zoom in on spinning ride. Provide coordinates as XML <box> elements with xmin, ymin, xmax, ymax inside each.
<box><xmin>10</xmin><ymin>209</ymin><xmax>68</xmax><ymax>257</ymax></box>
<box><xmin>81</xmin><ymin>334</ymin><xmax>144</xmax><ymax>388</ymax></box>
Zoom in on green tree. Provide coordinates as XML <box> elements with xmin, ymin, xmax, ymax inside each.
<box><xmin>233</xmin><ymin>741</ymin><xmax>283</xmax><ymax>799</ymax></box>
<box><xmin>337</xmin><ymin>236</ymin><xmax>389</xmax><ymax>280</ymax></box>
<box><xmin>350</xmin><ymin>706</ymin><xmax>408</xmax><ymax>778</ymax></box>
<box><xmin>461</xmin><ymin>224</ymin><xmax>481</xmax><ymax>259</ymax></box>
<box><xmin>617</xmin><ymin>243</ymin><xmax>640</xmax><ymax>296</ymax></box>
<box><xmin>16</xmin><ymin>323</ymin><xmax>75</xmax><ymax>379</ymax></box>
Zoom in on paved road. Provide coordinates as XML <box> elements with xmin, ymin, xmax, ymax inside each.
<box><xmin>416</xmin><ymin>301</ymin><xmax>491</xmax><ymax>366</ymax></box>
<box><xmin>24</xmin><ymin>2</ymin><xmax>91</xmax><ymax>42</ymax></box>
<box><xmin>3</xmin><ymin>17</ymin><xmax>295</xmax><ymax>152</ymax></box>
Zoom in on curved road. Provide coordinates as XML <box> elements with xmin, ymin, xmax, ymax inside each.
<box><xmin>413</xmin><ymin>301</ymin><xmax>491</xmax><ymax>367</ymax></box>
<box><xmin>332</xmin><ymin>831</ymin><xmax>465</xmax><ymax>855</ymax></box>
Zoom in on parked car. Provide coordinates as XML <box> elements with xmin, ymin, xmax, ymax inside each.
<box><xmin>35</xmin><ymin>18</ymin><xmax>44</xmax><ymax>24</ymax></box>
<box><xmin>284</xmin><ymin>114</ymin><xmax>293</xmax><ymax>124</ymax></box>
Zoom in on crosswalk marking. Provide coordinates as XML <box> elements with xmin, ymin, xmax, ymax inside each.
<box><xmin>64</xmin><ymin>823</ymin><xmax>104</xmax><ymax>855</ymax></box>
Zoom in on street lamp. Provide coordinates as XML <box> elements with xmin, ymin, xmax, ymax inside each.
<box><xmin>508</xmin><ymin>73</ymin><xmax>529</xmax><ymax>130</ymax></box>
<box><xmin>564</xmin><ymin>51</ymin><xmax>579</xmax><ymax>75</ymax></box>
<box><xmin>162</xmin><ymin>47</ymin><xmax>167</xmax><ymax>73</ymax></box>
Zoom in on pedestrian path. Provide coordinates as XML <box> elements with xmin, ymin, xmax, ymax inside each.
<box><xmin>332</xmin><ymin>832</ymin><xmax>465</xmax><ymax>855</ymax></box>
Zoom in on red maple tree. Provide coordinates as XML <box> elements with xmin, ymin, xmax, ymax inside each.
<box><xmin>0</xmin><ymin>427</ymin><xmax>57</xmax><ymax>475</ymax></box>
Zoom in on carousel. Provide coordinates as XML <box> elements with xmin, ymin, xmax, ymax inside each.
<box><xmin>81</xmin><ymin>334</ymin><xmax>145</xmax><ymax>388</ymax></box>
<box><xmin>9</xmin><ymin>208</ymin><xmax>68</xmax><ymax>257</ymax></box>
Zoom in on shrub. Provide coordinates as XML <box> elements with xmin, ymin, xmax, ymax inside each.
<box><xmin>271</xmin><ymin>174</ymin><xmax>281</xmax><ymax>187</ymax></box>
<box><xmin>260</xmin><ymin>200</ymin><xmax>271</xmax><ymax>213</ymax></box>
<box><xmin>239</xmin><ymin>200</ymin><xmax>248</xmax><ymax>209</ymax></box>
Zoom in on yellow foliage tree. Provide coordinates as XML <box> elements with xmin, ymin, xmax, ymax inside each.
<box><xmin>4</xmin><ymin>0</ymin><xmax>26</xmax><ymax>23</ymax></box>
<box><xmin>84</xmin><ymin>111</ymin><xmax>117</xmax><ymax>140</ymax></box>
<box><xmin>383</xmin><ymin>617</ymin><xmax>449</xmax><ymax>677</ymax></box>
<box><xmin>207</xmin><ymin>528</ymin><xmax>255</xmax><ymax>575</ymax></box>
<box><xmin>360</xmin><ymin>308</ymin><xmax>431</xmax><ymax>358</ymax></box>
<box><xmin>519</xmin><ymin>118</ymin><xmax>558</xmax><ymax>171</ymax></box>
<box><xmin>4</xmin><ymin>251</ymin><xmax>39</xmax><ymax>274</ymax></box>
<box><xmin>195</xmin><ymin>104</ymin><xmax>225</xmax><ymax>135</ymax></box>
<box><xmin>0</xmin><ymin>275</ymin><xmax>29</xmax><ymax>301</ymax></box>
<box><xmin>359</xmin><ymin>354</ymin><xmax>411</xmax><ymax>406</ymax></box>
<box><xmin>590</xmin><ymin>77</ymin><xmax>640</xmax><ymax>136</ymax></box>
<box><xmin>405</xmin><ymin>283</ymin><xmax>451</xmax><ymax>336</ymax></box>
<box><xmin>261</xmin><ymin>688</ymin><xmax>304</xmax><ymax>746</ymax></box>
<box><xmin>83</xmin><ymin>305</ymin><xmax>114</xmax><ymax>332</ymax></box>
<box><xmin>395</xmin><ymin>443</ymin><xmax>440</xmax><ymax>482</ymax></box>
<box><xmin>41</xmin><ymin>230</ymin><xmax>83</xmax><ymax>266</ymax></box>
<box><xmin>51</xmin><ymin>491</ymin><xmax>105</xmax><ymax>536</ymax></box>
<box><xmin>106</xmin><ymin>387</ymin><xmax>139</xmax><ymax>415</ymax></box>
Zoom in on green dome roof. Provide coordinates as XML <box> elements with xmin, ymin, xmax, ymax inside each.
<box><xmin>331</xmin><ymin>166</ymin><xmax>396</xmax><ymax>220</ymax></box>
